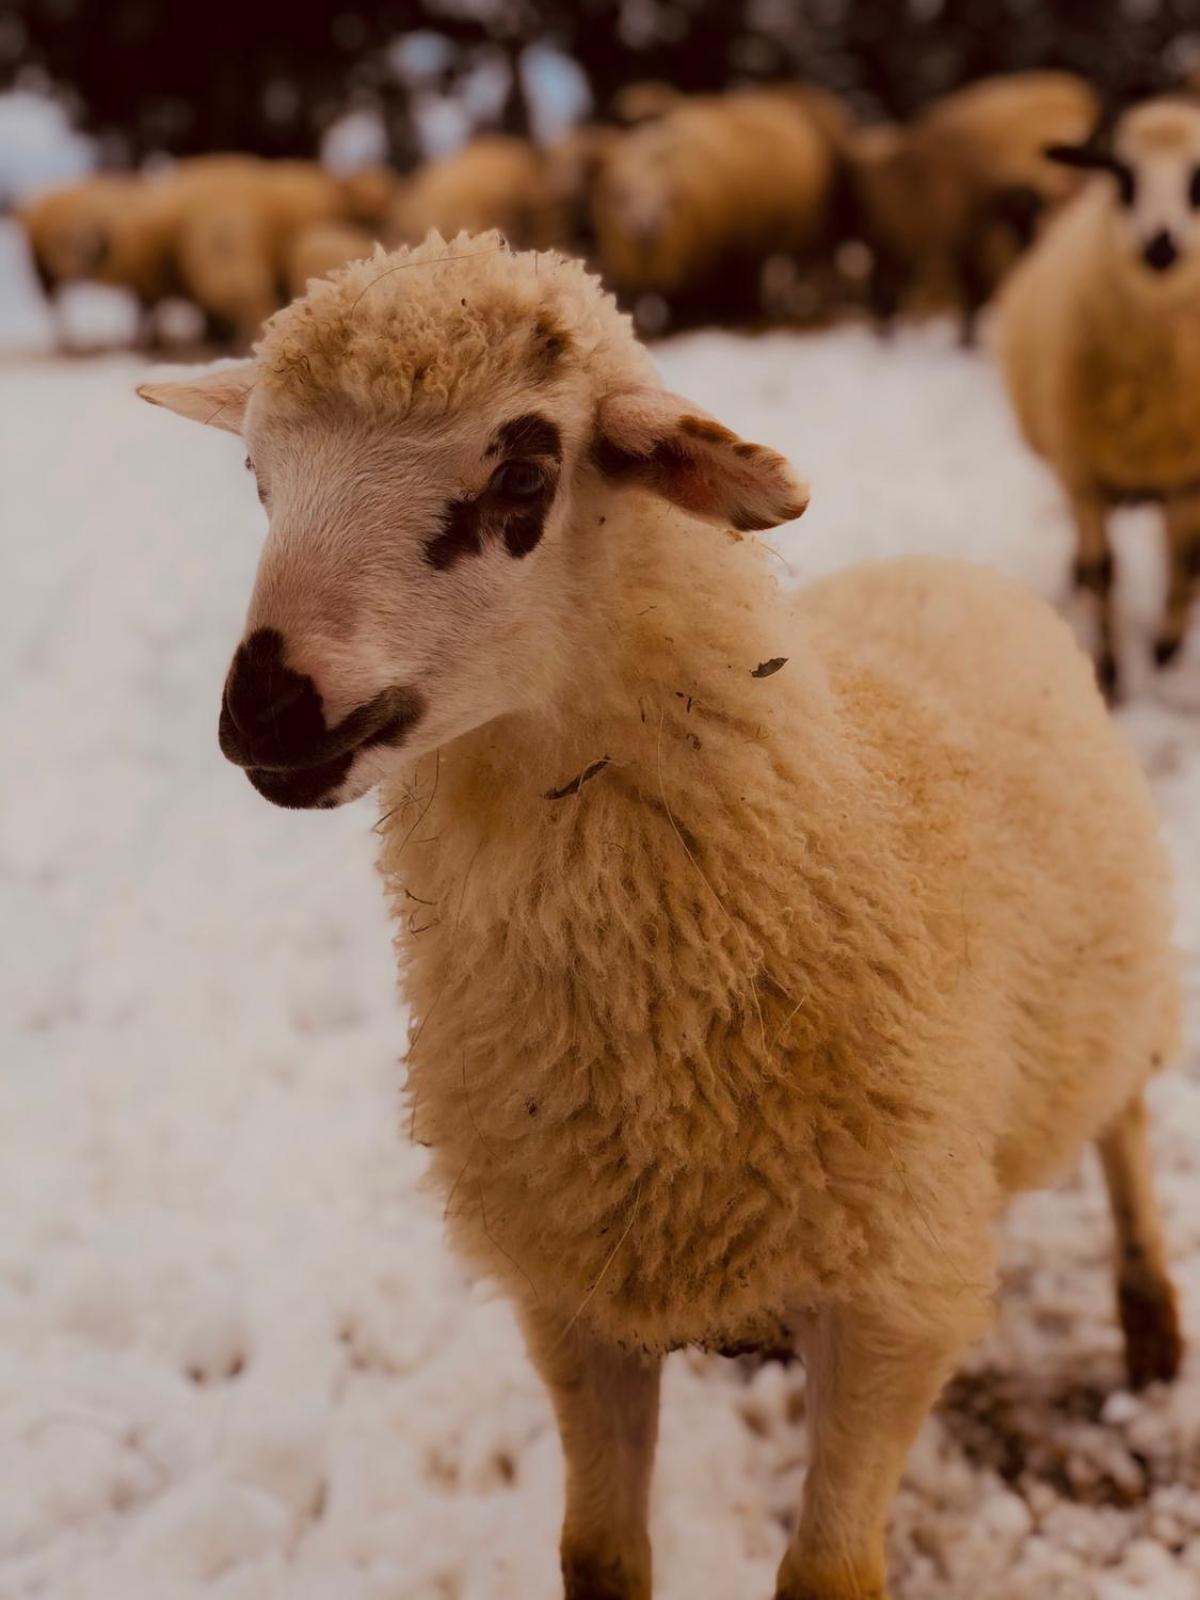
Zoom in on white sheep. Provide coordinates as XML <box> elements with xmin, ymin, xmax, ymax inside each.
<box><xmin>996</xmin><ymin>96</ymin><xmax>1200</xmax><ymax>698</ymax></box>
<box><xmin>138</xmin><ymin>233</ymin><xmax>1182</xmax><ymax>1600</ymax></box>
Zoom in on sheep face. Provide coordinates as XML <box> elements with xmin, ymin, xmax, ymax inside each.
<box><xmin>1048</xmin><ymin>101</ymin><xmax>1200</xmax><ymax>295</ymax></box>
<box><xmin>140</xmin><ymin>366</ymin><xmax>596</xmax><ymax>810</ymax></box>
<box><xmin>136</xmin><ymin>236</ymin><xmax>807</xmax><ymax>810</ymax></box>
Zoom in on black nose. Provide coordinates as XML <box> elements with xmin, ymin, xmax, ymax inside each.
<box><xmin>219</xmin><ymin>627</ymin><xmax>325</xmax><ymax>769</ymax></box>
<box><xmin>1143</xmin><ymin>231</ymin><xmax>1179</xmax><ymax>273</ymax></box>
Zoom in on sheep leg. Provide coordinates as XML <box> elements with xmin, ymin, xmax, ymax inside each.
<box><xmin>1097</xmin><ymin>1094</ymin><xmax>1183</xmax><ymax>1389</ymax></box>
<box><xmin>774</xmin><ymin>1307</ymin><xmax>969</xmax><ymax>1600</ymax></box>
<box><xmin>521</xmin><ymin>1305</ymin><xmax>661</xmax><ymax>1600</ymax></box>
<box><xmin>1155</xmin><ymin>496</ymin><xmax>1200</xmax><ymax>668</ymax></box>
<box><xmin>866</xmin><ymin>248</ymin><xmax>907</xmax><ymax>333</ymax></box>
<box><xmin>953</xmin><ymin>239</ymin><xmax>990</xmax><ymax>348</ymax></box>
<box><xmin>1068</xmin><ymin>492</ymin><xmax>1119</xmax><ymax>701</ymax></box>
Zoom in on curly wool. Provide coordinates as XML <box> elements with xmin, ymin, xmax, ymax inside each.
<box><xmin>255</xmin><ymin>231</ymin><xmax>656</xmax><ymax>423</ymax></box>
<box><xmin>381</xmin><ymin>476</ymin><xmax>1177</xmax><ymax>1355</ymax></box>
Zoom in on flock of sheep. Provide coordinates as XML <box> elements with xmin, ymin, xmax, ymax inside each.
<box><xmin>21</xmin><ymin>68</ymin><xmax>1103</xmax><ymax>350</ymax></box>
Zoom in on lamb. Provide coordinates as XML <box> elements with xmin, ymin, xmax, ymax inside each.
<box><xmin>388</xmin><ymin>134</ymin><xmax>564</xmax><ymax>253</ymax></box>
<box><xmin>851</xmin><ymin>70</ymin><xmax>1099</xmax><ymax>341</ymax></box>
<box><xmin>995</xmin><ymin>97</ymin><xmax>1200</xmax><ymax>699</ymax></box>
<box><xmin>137</xmin><ymin>232</ymin><xmax>1182</xmax><ymax>1600</ymax></box>
<box><xmin>589</xmin><ymin>86</ymin><xmax>849</xmax><ymax>330</ymax></box>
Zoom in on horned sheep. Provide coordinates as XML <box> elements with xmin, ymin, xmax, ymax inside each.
<box><xmin>138</xmin><ymin>233</ymin><xmax>1182</xmax><ymax>1600</ymax></box>
<box><xmin>996</xmin><ymin>97</ymin><xmax>1200</xmax><ymax>698</ymax></box>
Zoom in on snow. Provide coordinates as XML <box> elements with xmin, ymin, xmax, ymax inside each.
<box><xmin>0</xmin><ymin>92</ymin><xmax>94</xmax><ymax>208</ymax></box>
<box><xmin>3</xmin><ymin>230</ymin><xmax>1200</xmax><ymax>1598</ymax></box>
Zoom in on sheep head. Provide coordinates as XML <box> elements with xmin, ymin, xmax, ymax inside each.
<box><xmin>1047</xmin><ymin>99</ymin><xmax>1200</xmax><ymax>292</ymax></box>
<box><xmin>136</xmin><ymin>233</ymin><xmax>807</xmax><ymax>810</ymax></box>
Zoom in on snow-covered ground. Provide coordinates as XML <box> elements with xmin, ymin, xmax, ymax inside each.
<box><xmin>4</xmin><ymin>234</ymin><xmax>1200</xmax><ymax>1599</ymax></box>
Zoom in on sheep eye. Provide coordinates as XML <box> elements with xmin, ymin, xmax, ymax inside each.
<box><xmin>1114</xmin><ymin>163</ymin><xmax>1137</xmax><ymax>207</ymax></box>
<box><xmin>490</xmin><ymin>460</ymin><xmax>545</xmax><ymax>499</ymax></box>
<box><xmin>244</xmin><ymin>458</ymin><xmax>268</xmax><ymax>505</ymax></box>
<box><xmin>1190</xmin><ymin>167</ymin><xmax>1200</xmax><ymax>208</ymax></box>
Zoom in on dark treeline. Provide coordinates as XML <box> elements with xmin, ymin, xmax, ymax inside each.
<box><xmin>3</xmin><ymin>0</ymin><xmax>1198</xmax><ymax>168</ymax></box>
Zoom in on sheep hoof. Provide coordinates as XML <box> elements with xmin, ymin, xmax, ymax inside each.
<box><xmin>1153</xmin><ymin>635</ymin><xmax>1182</xmax><ymax>670</ymax></box>
<box><xmin>1096</xmin><ymin>651</ymin><xmax>1121</xmax><ymax>703</ymax></box>
<box><xmin>562</xmin><ymin>1551</ymin><xmax>646</xmax><ymax>1600</ymax></box>
<box><xmin>1119</xmin><ymin>1275</ymin><xmax>1184</xmax><ymax>1390</ymax></box>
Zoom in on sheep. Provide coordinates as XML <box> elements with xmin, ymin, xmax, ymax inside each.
<box><xmin>388</xmin><ymin>134</ymin><xmax>564</xmax><ymax>253</ymax></box>
<box><xmin>335</xmin><ymin>165</ymin><xmax>402</xmax><ymax>230</ymax></box>
<box><xmin>995</xmin><ymin>97</ymin><xmax>1200</xmax><ymax>699</ymax></box>
<box><xmin>17</xmin><ymin>157</ymin><xmax>384</xmax><ymax>350</ymax></box>
<box><xmin>16</xmin><ymin>174</ymin><xmax>180</xmax><ymax>347</ymax></box>
<box><xmin>283</xmin><ymin>220</ymin><xmax>376</xmax><ymax>301</ymax></box>
<box><xmin>609</xmin><ymin>80</ymin><xmax>683</xmax><ymax>127</ymax></box>
<box><xmin>589</xmin><ymin>86</ymin><xmax>849</xmax><ymax>331</ymax></box>
<box><xmin>167</xmin><ymin>158</ymin><xmax>357</xmax><ymax>347</ymax></box>
<box><xmin>543</xmin><ymin>122</ymin><xmax>624</xmax><ymax>263</ymax></box>
<box><xmin>851</xmin><ymin>70</ymin><xmax>1100</xmax><ymax>342</ymax></box>
<box><xmin>137</xmin><ymin>232</ymin><xmax>1182</xmax><ymax>1600</ymax></box>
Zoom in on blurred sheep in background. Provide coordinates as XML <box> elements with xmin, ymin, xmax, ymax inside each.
<box><xmin>388</xmin><ymin>133</ymin><xmax>564</xmax><ymax>253</ymax></box>
<box><xmin>18</xmin><ymin>69</ymin><xmax>1178</xmax><ymax>360</ymax></box>
<box><xmin>588</xmin><ymin>85</ymin><xmax>850</xmax><ymax>334</ymax></box>
<box><xmin>848</xmin><ymin>71</ymin><xmax>1101</xmax><ymax>343</ymax></box>
<box><xmin>995</xmin><ymin>96</ymin><xmax>1200</xmax><ymax>700</ymax></box>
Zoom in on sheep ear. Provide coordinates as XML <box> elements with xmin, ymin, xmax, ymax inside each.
<box><xmin>592</xmin><ymin>387</ymin><xmax>809</xmax><ymax>530</ymax></box>
<box><xmin>1044</xmin><ymin>141</ymin><xmax>1114</xmax><ymax>171</ymax></box>
<box><xmin>136</xmin><ymin>359</ymin><xmax>257</xmax><ymax>435</ymax></box>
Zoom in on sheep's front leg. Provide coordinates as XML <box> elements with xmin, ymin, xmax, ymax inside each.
<box><xmin>1154</xmin><ymin>494</ymin><xmax>1200</xmax><ymax>669</ymax></box>
<box><xmin>1068</xmin><ymin>489</ymin><xmax>1119</xmax><ymax>700</ymax></box>
<box><xmin>775</xmin><ymin>1306</ymin><xmax>972</xmax><ymax>1600</ymax></box>
<box><xmin>521</xmin><ymin>1305</ymin><xmax>661</xmax><ymax>1600</ymax></box>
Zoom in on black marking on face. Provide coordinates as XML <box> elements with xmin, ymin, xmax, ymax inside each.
<box><xmin>486</xmin><ymin>413</ymin><xmax>562</xmax><ymax>461</ymax></box>
<box><xmin>426</xmin><ymin>415</ymin><xmax>561</xmax><ymax>569</ymax></box>
<box><xmin>504</xmin><ymin>511</ymin><xmax>546</xmax><ymax>558</ymax></box>
<box><xmin>426</xmin><ymin>497</ymin><xmax>484</xmax><ymax>570</ymax></box>
<box><xmin>1045</xmin><ymin>142</ymin><xmax>1138</xmax><ymax>206</ymax></box>
<box><xmin>1190</xmin><ymin>166</ymin><xmax>1200</xmax><ymax>208</ymax></box>
<box><xmin>221</xmin><ymin>627</ymin><xmax>425</xmax><ymax>802</ymax></box>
